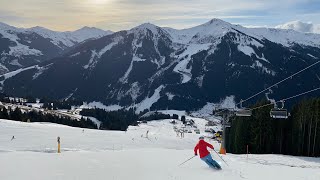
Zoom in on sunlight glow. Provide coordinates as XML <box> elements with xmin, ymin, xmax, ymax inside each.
<box><xmin>91</xmin><ymin>0</ymin><xmax>110</xmax><ymax>5</ymax></box>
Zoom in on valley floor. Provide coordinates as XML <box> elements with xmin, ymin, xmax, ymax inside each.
<box><xmin>0</xmin><ymin>119</ymin><xmax>319</xmax><ymax>180</ymax></box>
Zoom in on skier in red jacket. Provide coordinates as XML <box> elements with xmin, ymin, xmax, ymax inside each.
<box><xmin>194</xmin><ymin>136</ymin><xmax>221</xmax><ymax>170</ymax></box>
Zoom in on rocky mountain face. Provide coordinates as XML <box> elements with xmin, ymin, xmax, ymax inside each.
<box><xmin>0</xmin><ymin>22</ymin><xmax>112</xmax><ymax>74</ymax></box>
<box><xmin>1</xmin><ymin>19</ymin><xmax>320</xmax><ymax>112</ymax></box>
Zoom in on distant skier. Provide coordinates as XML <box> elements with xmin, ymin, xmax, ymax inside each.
<box><xmin>146</xmin><ymin>130</ymin><xmax>149</xmax><ymax>138</ymax></box>
<box><xmin>180</xmin><ymin>129</ymin><xmax>184</xmax><ymax>138</ymax></box>
<box><xmin>11</xmin><ymin>136</ymin><xmax>15</xmax><ymax>141</ymax></box>
<box><xmin>194</xmin><ymin>136</ymin><xmax>221</xmax><ymax>170</ymax></box>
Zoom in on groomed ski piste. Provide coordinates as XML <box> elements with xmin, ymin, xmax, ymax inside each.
<box><xmin>1</xmin><ymin>114</ymin><xmax>320</xmax><ymax>180</ymax></box>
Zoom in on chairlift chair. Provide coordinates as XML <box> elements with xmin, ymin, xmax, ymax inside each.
<box><xmin>235</xmin><ymin>109</ymin><xmax>252</xmax><ymax>117</ymax></box>
<box><xmin>270</xmin><ymin>101</ymin><xmax>288</xmax><ymax>119</ymax></box>
<box><xmin>235</xmin><ymin>100</ymin><xmax>252</xmax><ymax>117</ymax></box>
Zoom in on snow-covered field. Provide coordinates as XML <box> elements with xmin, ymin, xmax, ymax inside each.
<box><xmin>1</xmin><ymin>119</ymin><xmax>320</xmax><ymax>180</ymax></box>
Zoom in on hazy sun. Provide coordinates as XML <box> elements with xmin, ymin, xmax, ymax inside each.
<box><xmin>91</xmin><ymin>0</ymin><xmax>110</xmax><ymax>5</ymax></box>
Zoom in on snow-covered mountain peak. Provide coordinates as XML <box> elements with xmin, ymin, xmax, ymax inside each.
<box><xmin>203</xmin><ymin>18</ymin><xmax>232</xmax><ymax>27</ymax></box>
<box><xmin>67</xmin><ymin>26</ymin><xmax>112</xmax><ymax>42</ymax></box>
<box><xmin>28</xmin><ymin>26</ymin><xmax>53</xmax><ymax>32</ymax></box>
<box><xmin>130</xmin><ymin>23</ymin><xmax>161</xmax><ymax>35</ymax></box>
<box><xmin>128</xmin><ymin>23</ymin><xmax>172</xmax><ymax>45</ymax></box>
<box><xmin>134</xmin><ymin>23</ymin><xmax>158</xmax><ymax>30</ymax></box>
<box><xmin>164</xmin><ymin>19</ymin><xmax>234</xmax><ymax>44</ymax></box>
<box><xmin>0</xmin><ymin>22</ymin><xmax>19</xmax><ymax>31</ymax></box>
<box><xmin>73</xmin><ymin>26</ymin><xmax>112</xmax><ymax>34</ymax></box>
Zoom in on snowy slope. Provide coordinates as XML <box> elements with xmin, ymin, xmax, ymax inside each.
<box><xmin>27</xmin><ymin>26</ymin><xmax>112</xmax><ymax>49</ymax></box>
<box><xmin>1</xmin><ymin>119</ymin><xmax>320</xmax><ymax>180</ymax></box>
<box><xmin>0</xmin><ymin>22</ymin><xmax>112</xmax><ymax>54</ymax></box>
<box><xmin>165</xmin><ymin>18</ymin><xmax>320</xmax><ymax>48</ymax></box>
<box><xmin>0</xmin><ymin>22</ymin><xmax>112</xmax><ymax>73</ymax></box>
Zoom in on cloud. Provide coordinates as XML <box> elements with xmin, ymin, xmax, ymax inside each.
<box><xmin>275</xmin><ymin>21</ymin><xmax>320</xmax><ymax>34</ymax></box>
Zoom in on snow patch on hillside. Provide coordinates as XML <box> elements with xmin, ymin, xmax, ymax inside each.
<box><xmin>28</xmin><ymin>26</ymin><xmax>112</xmax><ymax>49</ymax></box>
<box><xmin>80</xmin><ymin>102</ymin><xmax>123</xmax><ymax>111</ymax></box>
<box><xmin>9</xmin><ymin>59</ymin><xmax>22</xmax><ymax>67</ymax></box>
<box><xmin>0</xmin><ymin>29</ymin><xmax>43</xmax><ymax>57</ymax></box>
<box><xmin>191</xmin><ymin>102</ymin><xmax>215</xmax><ymax>117</ymax></box>
<box><xmin>84</xmin><ymin>39</ymin><xmax>120</xmax><ymax>70</ymax></box>
<box><xmin>173</xmin><ymin>43</ymin><xmax>211</xmax><ymax>83</ymax></box>
<box><xmin>119</xmin><ymin>55</ymin><xmax>146</xmax><ymax>84</ymax></box>
<box><xmin>0</xmin><ymin>65</ymin><xmax>39</xmax><ymax>85</ymax></box>
<box><xmin>135</xmin><ymin>85</ymin><xmax>165</xmax><ymax>113</ymax></box>
<box><xmin>0</xmin><ymin>63</ymin><xmax>9</xmax><ymax>73</ymax></box>
<box><xmin>245</xmin><ymin>27</ymin><xmax>320</xmax><ymax>48</ymax></box>
<box><xmin>166</xmin><ymin>92</ymin><xmax>175</xmax><ymax>100</ymax></box>
<box><xmin>308</xmin><ymin>53</ymin><xmax>317</xmax><ymax>59</ymax></box>
<box><xmin>87</xmin><ymin>117</ymin><xmax>101</xmax><ymax>128</ymax></box>
<box><xmin>157</xmin><ymin>110</ymin><xmax>186</xmax><ymax>117</ymax></box>
<box><xmin>126</xmin><ymin>82</ymin><xmax>141</xmax><ymax>101</ymax></box>
<box><xmin>70</xmin><ymin>52</ymin><xmax>81</xmax><ymax>57</ymax></box>
<box><xmin>219</xmin><ymin>96</ymin><xmax>236</xmax><ymax>109</ymax></box>
<box><xmin>32</xmin><ymin>64</ymin><xmax>52</xmax><ymax>80</ymax></box>
<box><xmin>251</xmin><ymin>60</ymin><xmax>276</xmax><ymax>76</ymax></box>
<box><xmin>237</xmin><ymin>45</ymin><xmax>255</xmax><ymax>56</ymax></box>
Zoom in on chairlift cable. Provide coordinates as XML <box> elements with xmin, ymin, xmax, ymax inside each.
<box><xmin>238</xmin><ymin>60</ymin><xmax>320</xmax><ymax>106</ymax></box>
<box><xmin>214</xmin><ymin>60</ymin><xmax>320</xmax><ymax>115</ymax></box>
<box><xmin>279</xmin><ymin>87</ymin><xmax>320</xmax><ymax>102</ymax></box>
<box><xmin>248</xmin><ymin>87</ymin><xmax>320</xmax><ymax>111</ymax></box>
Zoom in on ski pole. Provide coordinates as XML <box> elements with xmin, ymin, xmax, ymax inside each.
<box><xmin>178</xmin><ymin>155</ymin><xmax>196</xmax><ymax>166</ymax></box>
<box><xmin>212</xmin><ymin>150</ymin><xmax>229</xmax><ymax>166</ymax></box>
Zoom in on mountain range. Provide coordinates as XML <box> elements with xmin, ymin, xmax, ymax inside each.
<box><xmin>1</xmin><ymin>19</ymin><xmax>320</xmax><ymax>112</ymax></box>
<box><xmin>0</xmin><ymin>22</ymin><xmax>112</xmax><ymax>74</ymax></box>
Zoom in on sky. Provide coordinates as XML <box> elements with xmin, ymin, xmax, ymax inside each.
<box><xmin>0</xmin><ymin>0</ymin><xmax>320</xmax><ymax>32</ymax></box>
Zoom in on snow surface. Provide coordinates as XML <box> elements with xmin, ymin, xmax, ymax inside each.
<box><xmin>8</xmin><ymin>59</ymin><xmax>22</xmax><ymax>67</ymax></box>
<box><xmin>119</xmin><ymin>55</ymin><xmax>146</xmax><ymax>83</ymax></box>
<box><xmin>237</xmin><ymin>45</ymin><xmax>256</xmax><ymax>57</ymax></box>
<box><xmin>0</xmin><ymin>22</ymin><xmax>112</xmax><ymax>61</ymax></box>
<box><xmin>251</xmin><ymin>60</ymin><xmax>276</xmax><ymax>76</ymax></box>
<box><xmin>0</xmin><ymin>65</ymin><xmax>39</xmax><ymax>85</ymax></box>
<box><xmin>219</xmin><ymin>95</ymin><xmax>237</xmax><ymax>109</ymax></box>
<box><xmin>79</xmin><ymin>102</ymin><xmax>123</xmax><ymax>111</ymax></box>
<box><xmin>84</xmin><ymin>38</ymin><xmax>121</xmax><ymax>69</ymax></box>
<box><xmin>173</xmin><ymin>43</ymin><xmax>211</xmax><ymax>83</ymax></box>
<box><xmin>135</xmin><ymin>85</ymin><xmax>165</xmax><ymax>113</ymax></box>
<box><xmin>165</xmin><ymin>18</ymin><xmax>320</xmax><ymax>48</ymax></box>
<box><xmin>1</xmin><ymin>119</ymin><xmax>319</xmax><ymax>180</ymax></box>
<box><xmin>0</xmin><ymin>27</ymin><xmax>43</xmax><ymax>57</ymax></box>
<box><xmin>28</xmin><ymin>26</ymin><xmax>112</xmax><ymax>49</ymax></box>
<box><xmin>32</xmin><ymin>64</ymin><xmax>53</xmax><ymax>80</ymax></box>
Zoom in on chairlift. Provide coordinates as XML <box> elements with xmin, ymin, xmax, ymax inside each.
<box><xmin>270</xmin><ymin>101</ymin><xmax>288</xmax><ymax>119</ymax></box>
<box><xmin>235</xmin><ymin>100</ymin><xmax>252</xmax><ymax>117</ymax></box>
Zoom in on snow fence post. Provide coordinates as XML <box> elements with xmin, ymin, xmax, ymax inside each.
<box><xmin>57</xmin><ymin>136</ymin><xmax>61</xmax><ymax>153</ymax></box>
<box><xmin>246</xmin><ymin>145</ymin><xmax>249</xmax><ymax>160</ymax></box>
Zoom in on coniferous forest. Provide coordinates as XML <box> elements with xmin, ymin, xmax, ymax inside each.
<box><xmin>80</xmin><ymin>108</ymin><xmax>139</xmax><ymax>131</ymax></box>
<box><xmin>226</xmin><ymin>98</ymin><xmax>320</xmax><ymax>157</ymax></box>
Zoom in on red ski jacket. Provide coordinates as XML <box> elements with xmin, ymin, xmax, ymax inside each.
<box><xmin>194</xmin><ymin>140</ymin><xmax>214</xmax><ymax>158</ymax></box>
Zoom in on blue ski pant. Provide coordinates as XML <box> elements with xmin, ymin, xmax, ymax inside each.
<box><xmin>201</xmin><ymin>154</ymin><xmax>221</xmax><ymax>169</ymax></box>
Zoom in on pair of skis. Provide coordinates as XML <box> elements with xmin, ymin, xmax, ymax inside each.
<box><xmin>179</xmin><ymin>149</ymin><xmax>228</xmax><ymax>169</ymax></box>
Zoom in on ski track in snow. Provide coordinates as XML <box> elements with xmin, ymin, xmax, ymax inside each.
<box><xmin>0</xmin><ymin>119</ymin><xmax>320</xmax><ymax>180</ymax></box>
